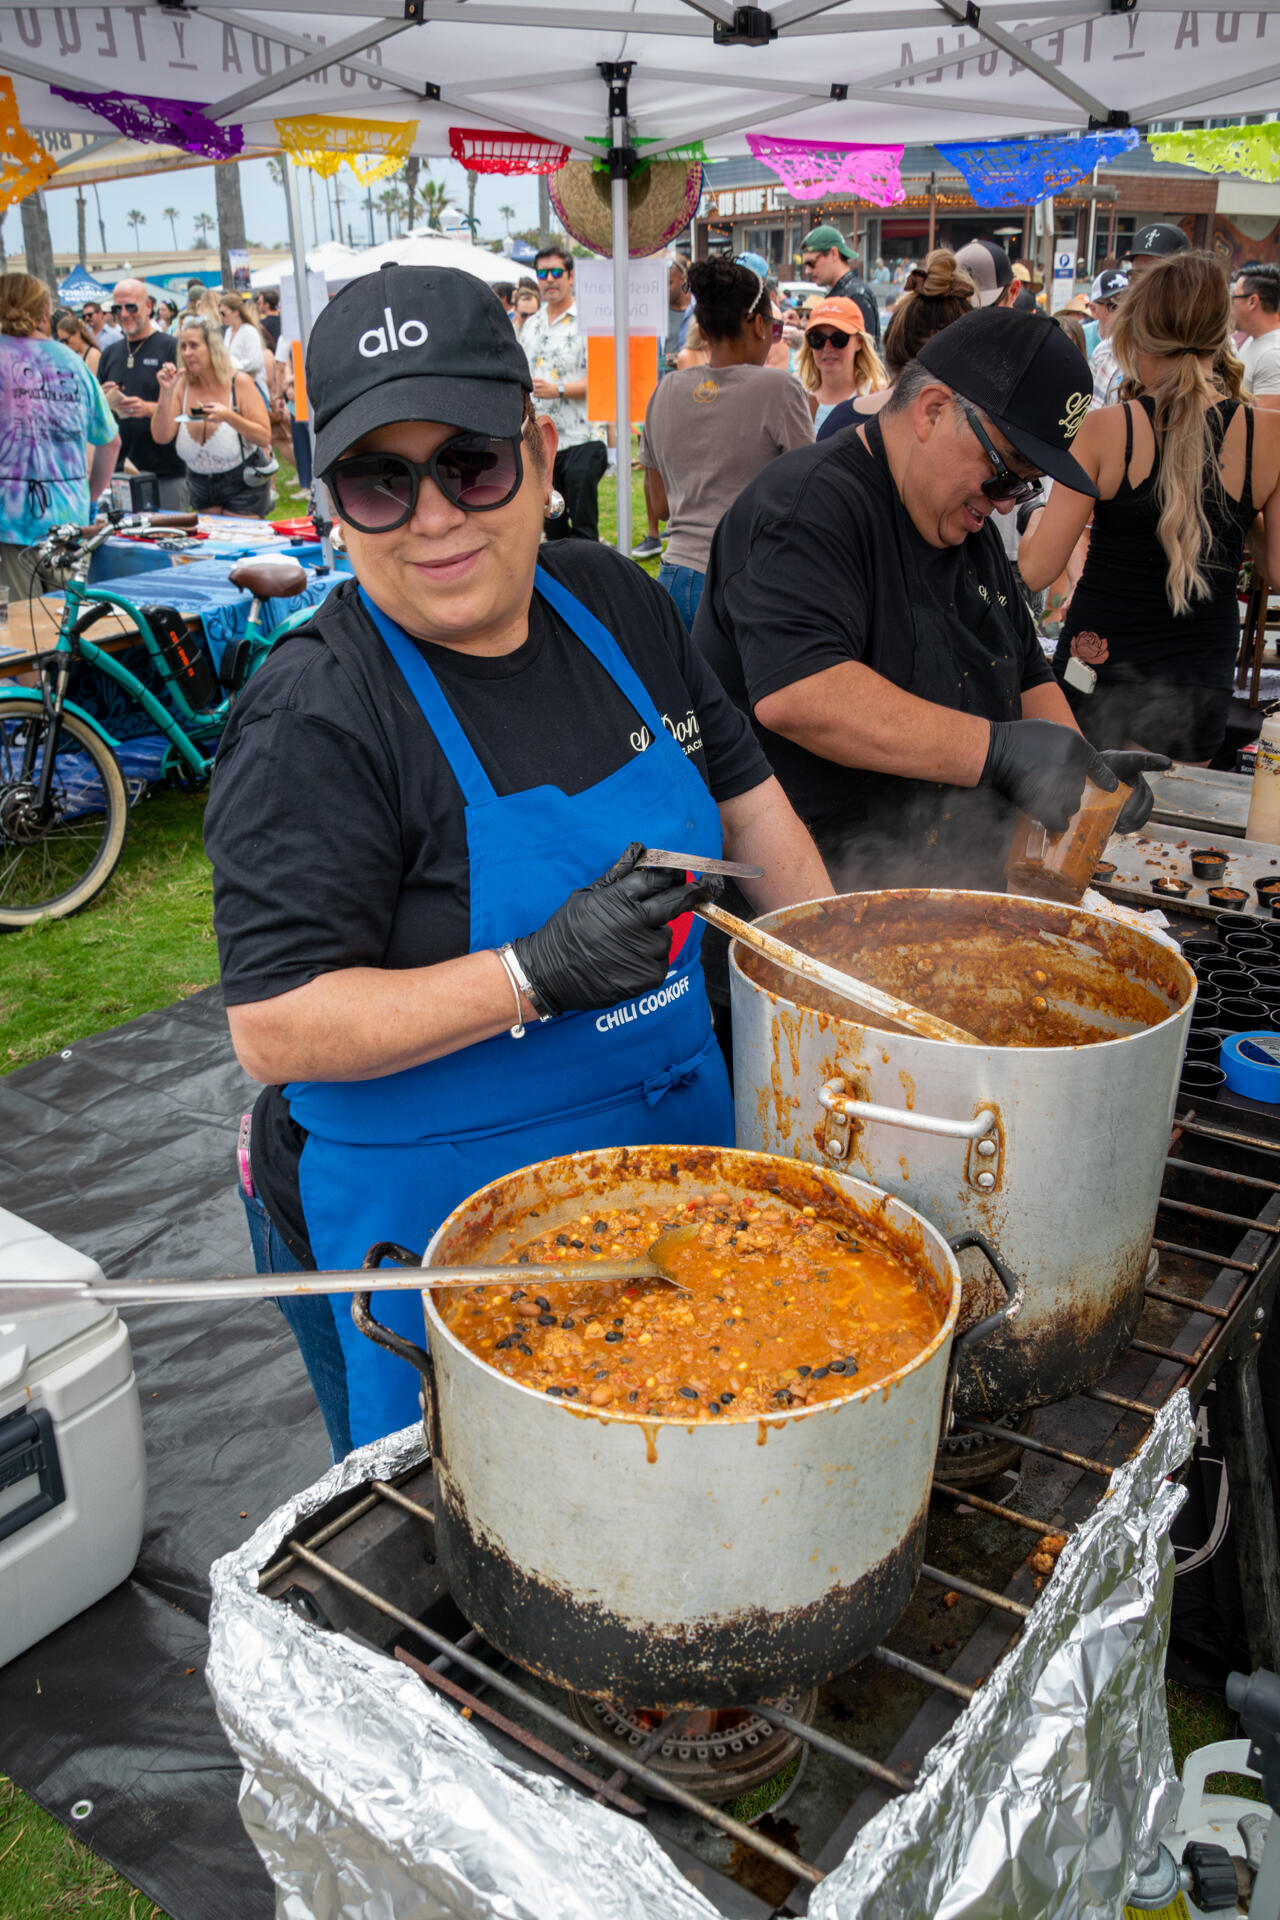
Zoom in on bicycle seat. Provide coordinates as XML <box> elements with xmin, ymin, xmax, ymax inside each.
<box><xmin>229</xmin><ymin>557</ymin><xmax>308</xmax><ymax>600</ymax></box>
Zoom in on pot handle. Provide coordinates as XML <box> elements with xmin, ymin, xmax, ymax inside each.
<box><xmin>819</xmin><ymin>1076</ymin><xmax>997</xmax><ymax>1145</ymax></box>
<box><xmin>941</xmin><ymin>1230</ymin><xmax>1025</xmax><ymax>1434</ymax></box>
<box><xmin>352</xmin><ymin>1241</ymin><xmax>440</xmax><ymax>1456</ymax></box>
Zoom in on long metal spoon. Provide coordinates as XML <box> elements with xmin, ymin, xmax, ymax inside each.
<box><xmin>697</xmin><ymin>901</ymin><xmax>982</xmax><ymax>1047</ymax></box>
<box><xmin>0</xmin><ymin>1229</ymin><xmax>696</xmax><ymax>1319</ymax></box>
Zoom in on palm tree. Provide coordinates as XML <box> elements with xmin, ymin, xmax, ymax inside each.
<box><xmin>499</xmin><ymin>203</ymin><xmax>515</xmax><ymax>235</ymax></box>
<box><xmin>127</xmin><ymin>208</ymin><xmax>146</xmax><ymax>251</ymax></box>
<box><xmin>193</xmin><ymin>211</ymin><xmax>215</xmax><ymax>250</ymax></box>
<box><xmin>420</xmin><ymin>177</ymin><xmax>449</xmax><ymax>231</ymax></box>
<box><xmin>465</xmin><ymin>169</ymin><xmax>479</xmax><ymax>238</ymax></box>
<box><xmin>377</xmin><ymin>187</ymin><xmax>401</xmax><ymax>241</ymax></box>
<box><xmin>400</xmin><ymin>155</ymin><xmax>420</xmax><ymax>230</ymax></box>
<box><xmin>163</xmin><ymin>206</ymin><xmax>180</xmax><ymax>250</ymax></box>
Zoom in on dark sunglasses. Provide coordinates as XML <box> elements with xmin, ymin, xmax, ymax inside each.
<box><xmin>327</xmin><ymin>433</ymin><xmax>524</xmax><ymax>532</ymax></box>
<box><xmin>807</xmin><ymin>328</ymin><xmax>854</xmax><ymax>351</ymax></box>
<box><xmin>110</xmin><ymin>302</ymin><xmax>142</xmax><ymax>315</ymax></box>
<box><xmin>956</xmin><ymin>398</ymin><xmax>1042</xmax><ymax>505</ymax></box>
<box><xmin>535</xmin><ymin>266</ymin><xmax>567</xmax><ymax>280</ymax></box>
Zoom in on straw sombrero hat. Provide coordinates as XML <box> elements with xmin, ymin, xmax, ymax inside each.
<box><xmin>549</xmin><ymin>160</ymin><xmax>703</xmax><ymax>258</ymax></box>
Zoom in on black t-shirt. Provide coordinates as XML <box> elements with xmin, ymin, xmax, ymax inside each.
<box><xmin>260</xmin><ymin>312</ymin><xmax>282</xmax><ymax>347</ymax></box>
<box><xmin>831</xmin><ymin>270</ymin><xmax>880</xmax><ymax>344</ymax></box>
<box><xmin>97</xmin><ymin>330</ymin><xmax>184</xmax><ymax>477</ymax></box>
<box><xmin>204</xmin><ymin>542</ymin><xmax>770</xmax><ymax>1260</ymax></box>
<box><xmin>691</xmin><ymin>420</ymin><xmax>1053</xmax><ymax>890</ymax></box>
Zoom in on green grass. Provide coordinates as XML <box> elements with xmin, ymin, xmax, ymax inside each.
<box><xmin>1167</xmin><ymin>1680</ymin><xmax>1264</xmax><ymax>1803</ymax></box>
<box><xmin>0</xmin><ymin>1776</ymin><xmax>169</xmax><ymax>1919</ymax></box>
<box><xmin>1</xmin><ymin>787</ymin><xmax>217</xmax><ymax>1075</ymax></box>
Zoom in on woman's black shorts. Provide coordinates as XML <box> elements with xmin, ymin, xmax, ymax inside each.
<box><xmin>187</xmin><ymin>466</ymin><xmax>271</xmax><ymax>518</ymax></box>
<box><xmin>1059</xmin><ymin>674</ymin><xmax>1232</xmax><ymax>763</ymax></box>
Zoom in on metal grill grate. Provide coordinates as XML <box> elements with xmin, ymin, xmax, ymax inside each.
<box><xmin>256</xmin><ymin>1101</ymin><xmax>1280</xmax><ymax>1916</ymax></box>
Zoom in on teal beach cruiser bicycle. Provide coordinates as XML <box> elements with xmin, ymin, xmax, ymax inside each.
<box><xmin>0</xmin><ymin>509</ymin><xmax>320</xmax><ymax>927</ymax></box>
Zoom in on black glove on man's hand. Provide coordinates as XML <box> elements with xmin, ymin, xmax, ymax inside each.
<box><xmin>512</xmin><ymin>843</ymin><xmax>720</xmax><ymax>1017</ymax></box>
<box><xmin>982</xmin><ymin>719</ymin><xmax>1115</xmax><ymax>835</ymax></box>
<box><xmin>1095</xmin><ymin>749</ymin><xmax>1171</xmax><ymax>833</ymax></box>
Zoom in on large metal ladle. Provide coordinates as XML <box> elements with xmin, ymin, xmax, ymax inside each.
<box><xmin>697</xmin><ymin>901</ymin><xmax>981</xmax><ymax>1047</ymax></box>
<box><xmin>0</xmin><ymin>1229</ymin><xmax>697</xmax><ymax>1319</ymax></box>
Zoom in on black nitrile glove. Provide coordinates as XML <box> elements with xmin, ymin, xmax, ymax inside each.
<box><xmin>1094</xmin><ymin>749</ymin><xmax>1171</xmax><ymax>833</ymax></box>
<box><xmin>982</xmin><ymin>719</ymin><xmax>1115</xmax><ymax>835</ymax></box>
<box><xmin>513</xmin><ymin>843</ymin><xmax>720</xmax><ymax>1017</ymax></box>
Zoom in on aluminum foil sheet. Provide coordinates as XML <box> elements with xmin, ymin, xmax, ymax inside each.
<box><xmin>815</xmin><ymin>1389</ymin><xmax>1196</xmax><ymax>1920</ymax></box>
<box><xmin>207</xmin><ymin>1394</ymin><xmax>1194</xmax><ymax>1920</ymax></box>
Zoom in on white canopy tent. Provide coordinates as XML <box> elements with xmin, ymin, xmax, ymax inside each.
<box><xmin>6</xmin><ymin>0</ymin><xmax>1277</xmax><ymax>546</ymax></box>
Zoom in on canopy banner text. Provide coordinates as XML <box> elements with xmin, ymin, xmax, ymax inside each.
<box><xmin>934</xmin><ymin>128</ymin><xmax>1140</xmax><ymax>209</ymax></box>
<box><xmin>1149</xmin><ymin>123</ymin><xmax>1280</xmax><ymax>182</ymax></box>
<box><xmin>745</xmin><ymin>133</ymin><xmax>906</xmax><ymax>206</ymax></box>
<box><xmin>275</xmin><ymin>113</ymin><xmax>414</xmax><ymax>184</ymax></box>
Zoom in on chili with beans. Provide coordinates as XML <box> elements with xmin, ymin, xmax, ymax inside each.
<box><xmin>434</xmin><ymin>1196</ymin><xmax>942</xmax><ymax>1421</ymax></box>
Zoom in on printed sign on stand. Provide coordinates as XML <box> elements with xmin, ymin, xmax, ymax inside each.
<box><xmin>1051</xmin><ymin>247</ymin><xmax>1077</xmax><ymax>313</ymax></box>
<box><xmin>573</xmin><ymin>255</ymin><xmax>666</xmax><ymax>336</ymax></box>
<box><xmin>228</xmin><ymin>248</ymin><xmax>251</xmax><ymax>293</ymax></box>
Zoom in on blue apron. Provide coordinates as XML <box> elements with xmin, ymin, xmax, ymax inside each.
<box><xmin>286</xmin><ymin>566</ymin><xmax>734</xmax><ymax>1447</ymax></box>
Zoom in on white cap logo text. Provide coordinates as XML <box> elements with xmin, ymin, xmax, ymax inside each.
<box><xmin>358</xmin><ymin>306</ymin><xmax>429</xmax><ymax>359</ymax></box>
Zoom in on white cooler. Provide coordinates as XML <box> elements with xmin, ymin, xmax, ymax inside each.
<box><xmin>0</xmin><ymin>1207</ymin><xmax>147</xmax><ymax>1666</ymax></box>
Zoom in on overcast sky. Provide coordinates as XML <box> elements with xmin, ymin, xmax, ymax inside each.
<box><xmin>1</xmin><ymin>156</ymin><xmax>542</xmax><ymax>262</ymax></box>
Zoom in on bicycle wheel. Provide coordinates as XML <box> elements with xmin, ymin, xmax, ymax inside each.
<box><xmin>0</xmin><ymin>700</ymin><xmax>129</xmax><ymax>926</ymax></box>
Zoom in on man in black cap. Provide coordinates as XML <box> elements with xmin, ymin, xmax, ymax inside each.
<box><xmin>1130</xmin><ymin>223</ymin><xmax>1190</xmax><ymax>276</ymax></box>
<box><xmin>692</xmin><ymin>307</ymin><xmax>1166</xmax><ymax>890</ymax></box>
<box><xmin>956</xmin><ymin>238</ymin><xmax>1020</xmax><ymax>311</ymax></box>
<box><xmin>798</xmin><ymin>224</ymin><xmax>880</xmax><ymax>344</ymax></box>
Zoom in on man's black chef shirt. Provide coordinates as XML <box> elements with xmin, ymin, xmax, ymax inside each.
<box><xmin>97</xmin><ymin>329</ymin><xmax>184</xmax><ymax>478</ymax></box>
<box><xmin>205</xmin><ymin>542</ymin><xmax>771</xmax><ymax>1262</ymax></box>
<box><xmin>691</xmin><ymin>420</ymin><xmax>1053</xmax><ymax>891</ymax></box>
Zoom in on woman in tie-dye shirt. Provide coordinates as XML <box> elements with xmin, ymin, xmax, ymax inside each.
<box><xmin>0</xmin><ymin>274</ymin><xmax>119</xmax><ymax>601</ymax></box>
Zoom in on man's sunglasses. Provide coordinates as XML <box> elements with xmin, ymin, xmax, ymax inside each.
<box><xmin>110</xmin><ymin>302</ymin><xmax>142</xmax><ymax>315</ymax></box>
<box><xmin>956</xmin><ymin>398</ymin><xmax>1042</xmax><ymax>505</ymax></box>
<box><xmin>535</xmin><ymin>266</ymin><xmax>567</xmax><ymax>280</ymax></box>
<box><xmin>327</xmin><ymin>433</ymin><xmax>524</xmax><ymax>532</ymax></box>
<box><xmin>807</xmin><ymin>328</ymin><xmax>855</xmax><ymax>351</ymax></box>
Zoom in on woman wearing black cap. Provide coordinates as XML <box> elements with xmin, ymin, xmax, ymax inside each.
<box><xmin>204</xmin><ymin>264</ymin><xmax>828</xmax><ymax>1458</ymax></box>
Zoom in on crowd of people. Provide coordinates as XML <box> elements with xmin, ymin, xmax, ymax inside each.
<box><xmin>0</xmin><ymin>269</ymin><xmax>290</xmax><ymax>597</ymax></box>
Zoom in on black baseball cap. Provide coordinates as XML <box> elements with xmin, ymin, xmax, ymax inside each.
<box><xmin>1090</xmin><ymin>268</ymin><xmax>1129</xmax><ymax>302</ymax></box>
<box><xmin>955</xmin><ymin>237</ymin><xmax>1015</xmax><ymax>307</ymax></box>
<box><xmin>917</xmin><ymin>307</ymin><xmax>1098</xmax><ymax>496</ymax></box>
<box><xmin>1131</xmin><ymin>223</ymin><xmax>1190</xmax><ymax>259</ymax></box>
<box><xmin>308</xmin><ymin>263</ymin><xmax>532</xmax><ymax>476</ymax></box>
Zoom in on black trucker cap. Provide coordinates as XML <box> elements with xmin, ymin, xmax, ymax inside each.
<box><xmin>307</xmin><ymin>263</ymin><xmax>532</xmax><ymax>476</ymax></box>
<box><xmin>917</xmin><ymin>307</ymin><xmax>1098</xmax><ymax>496</ymax></box>
<box><xmin>1131</xmin><ymin>222</ymin><xmax>1190</xmax><ymax>259</ymax></box>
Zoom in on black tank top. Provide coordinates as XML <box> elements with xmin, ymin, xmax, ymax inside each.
<box><xmin>1054</xmin><ymin>397</ymin><xmax>1256</xmax><ymax>689</ymax></box>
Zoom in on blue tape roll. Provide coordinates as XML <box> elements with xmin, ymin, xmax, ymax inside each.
<box><xmin>1219</xmin><ymin>1030</ymin><xmax>1280</xmax><ymax>1102</ymax></box>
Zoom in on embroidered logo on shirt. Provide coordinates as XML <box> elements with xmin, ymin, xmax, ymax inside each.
<box><xmin>692</xmin><ymin>378</ymin><xmax>720</xmax><ymax>405</ymax></box>
<box><xmin>1059</xmin><ymin>392</ymin><xmax>1090</xmax><ymax>439</ymax></box>
<box><xmin>358</xmin><ymin>306</ymin><xmax>429</xmax><ymax>359</ymax></box>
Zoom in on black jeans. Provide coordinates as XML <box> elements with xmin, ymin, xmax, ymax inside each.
<box><xmin>546</xmin><ymin>439</ymin><xmax>608</xmax><ymax>542</ymax></box>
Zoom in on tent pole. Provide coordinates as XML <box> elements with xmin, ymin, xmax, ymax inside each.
<box><xmin>282</xmin><ymin>154</ymin><xmax>332</xmax><ymax>560</ymax></box>
<box><xmin>603</xmin><ymin>63</ymin><xmax>633</xmax><ymax>558</ymax></box>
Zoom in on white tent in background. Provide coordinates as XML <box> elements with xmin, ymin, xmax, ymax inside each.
<box><xmin>9</xmin><ymin>0</ymin><xmax>1278</xmax><ymax>544</ymax></box>
<box><xmin>343</xmin><ymin>232</ymin><xmax>519</xmax><ymax>288</ymax></box>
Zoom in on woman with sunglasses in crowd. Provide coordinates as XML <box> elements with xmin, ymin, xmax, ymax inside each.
<box><xmin>53</xmin><ymin>307</ymin><xmax>101</xmax><ymax>377</ymax></box>
<box><xmin>635</xmin><ymin>259</ymin><xmax>814</xmax><ymax>631</ymax></box>
<box><xmin>797</xmin><ymin>297</ymin><xmax>887</xmax><ymax>432</ymax></box>
<box><xmin>1019</xmin><ymin>251</ymin><xmax>1280</xmax><ymax>765</ymax></box>
<box><xmin>151</xmin><ymin>315</ymin><xmax>274</xmax><ymax>517</ymax></box>
<box><xmin>203</xmin><ymin>266</ymin><xmax>828</xmax><ymax>1458</ymax></box>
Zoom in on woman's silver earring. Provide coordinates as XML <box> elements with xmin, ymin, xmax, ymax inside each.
<box><xmin>545</xmin><ymin>488</ymin><xmax>566</xmax><ymax>521</ymax></box>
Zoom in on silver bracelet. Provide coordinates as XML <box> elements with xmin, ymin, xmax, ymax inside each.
<box><xmin>497</xmin><ymin>942</ymin><xmax>556</xmax><ymax>1024</ymax></box>
<box><xmin>494</xmin><ymin>946</ymin><xmax>528</xmax><ymax>1038</ymax></box>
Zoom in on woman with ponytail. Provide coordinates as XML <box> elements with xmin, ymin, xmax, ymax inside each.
<box><xmin>637</xmin><ymin>257</ymin><xmax>814</xmax><ymax>627</ymax></box>
<box><xmin>1019</xmin><ymin>251</ymin><xmax>1280</xmax><ymax>762</ymax></box>
<box><xmin>816</xmin><ymin>249</ymin><xmax>976</xmax><ymax>440</ymax></box>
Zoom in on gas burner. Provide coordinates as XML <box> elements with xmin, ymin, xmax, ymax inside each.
<box><xmin>935</xmin><ymin>1409</ymin><xmax>1033</xmax><ymax>1485</ymax></box>
<box><xmin>565</xmin><ymin>1688</ymin><xmax>819</xmax><ymax>1806</ymax></box>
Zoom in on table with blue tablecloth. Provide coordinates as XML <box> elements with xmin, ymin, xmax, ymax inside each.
<box><xmin>85</xmin><ymin>561</ymin><xmax>345</xmax><ymax>673</ymax></box>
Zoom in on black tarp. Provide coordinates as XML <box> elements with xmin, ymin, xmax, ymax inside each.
<box><xmin>0</xmin><ymin>988</ymin><xmax>331</xmax><ymax>1919</ymax></box>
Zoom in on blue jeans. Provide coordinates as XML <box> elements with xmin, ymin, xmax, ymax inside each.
<box><xmin>657</xmin><ymin>563</ymin><xmax>705</xmax><ymax>630</ymax></box>
<box><xmin>240</xmin><ymin>1183</ymin><xmax>353</xmax><ymax>1461</ymax></box>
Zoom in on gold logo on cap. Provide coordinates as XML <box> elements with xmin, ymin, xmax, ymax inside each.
<box><xmin>1060</xmin><ymin>392</ymin><xmax>1089</xmax><ymax>439</ymax></box>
